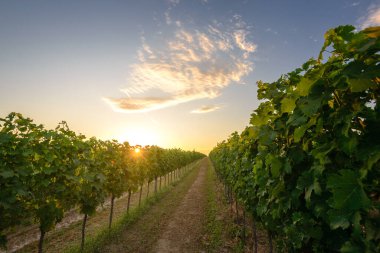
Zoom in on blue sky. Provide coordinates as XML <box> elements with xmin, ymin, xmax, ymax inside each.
<box><xmin>0</xmin><ymin>0</ymin><xmax>379</xmax><ymax>153</ymax></box>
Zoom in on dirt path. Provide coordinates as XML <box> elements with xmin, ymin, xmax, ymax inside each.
<box><xmin>153</xmin><ymin>159</ymin><xmax>207</xmax><ymax>253</ymax></box>
<box><xmin>98</xmin><ymin>158</ymin><xmax>208</xmax><ymax>253</ymax></box>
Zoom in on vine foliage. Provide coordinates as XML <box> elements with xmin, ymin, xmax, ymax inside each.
<box><xmin>210</xmin><ymin>25</ymin><xmax>380</xmax><ymax>252</ymax></box>
<box><xmin>0</xmin><ymin>113</ymin><xmax>205</xmax><ymax>252</ymax></box>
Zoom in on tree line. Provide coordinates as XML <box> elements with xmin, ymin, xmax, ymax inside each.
<box><xmin>0</xmin><ymin>112</ymin><xmax>205</xmax><ymax>252</ymax></box>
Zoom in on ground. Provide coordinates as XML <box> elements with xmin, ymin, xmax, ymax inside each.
<box><xmin>153</xmin><ymin>159</ymin><xmax>207</xmax><ymax>253</ymax></box>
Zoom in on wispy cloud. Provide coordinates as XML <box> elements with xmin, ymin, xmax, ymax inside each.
<box><xmin>191</xmin><ymin>105</ymin><xmax>220</xmax><ymax>113</ymax></box>
<box><xmin>105</xmin><ymin>15</ymin><xmax>256</xmax><ymax>113</ymax></box>
<box><xmin>103</xmin><ymin>96</ymin><xmax>179</xmax><ymax>113</ymax></box>
<box><xmin>358</xmin><ymin>4</ymin><xmax>380</xmax><ymax>29</ymax></box>
<box><xmin>351</xmin><ymin>2</ymin><xmax>360</xmax><ymax>7</ymax></box>
<box><xmin>165</xmin><ymin>0</ymin><xmax>180</xmax><ymax>25</ymax></box>
<box><xmin>265</xmin><ymin>28</ymin><xmax>278</xmax><ymax>35</ymax></box>
<box><xmin>168</xmin><ymin>0</ymin><xmax>180</xmax><ymax>6</ymax></box>
<box><xmin>165</xmin><ymin>11</ymin><xmax>172</xmax><ymax>25</ymax></box>
<box><xmin>308</xmin><ymin>35</ymin><xmax>318</xmax><ymax>43</ymax></box>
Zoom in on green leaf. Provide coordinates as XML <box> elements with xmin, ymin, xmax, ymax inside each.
<box><xmin>281</xmin><ymin>97</ymin><xmax>297</xmax><ymax>113</ymax></box>
<box><xmin>311</xmin><ymin>142</ymin><xmax>335</xmax><ymax>165</ymax></box>
<box><xmin>286</xmin><ymin>109</ymin><xmax>308</xmax><ymax>126</ymax></box>
<box><xmin>327</xmin><ymin>209</ymin><xmax>350</xmax><ymax>229</ymax></box>
<box><xmin>250</xmin><ymin>102</ymin><xmax>274</xmax><ymax>126</ymax></box>
<box><xmin>41</xmin><ymin>179</ymin><xmax>50</xmax><ymax>187</ymax></box>
<box><xmin>257</xmin><ymin>126</ymin><xmax>276</xmax><ymax>145</ymax></box>
<box><xmin>0</xmin><ymin>170</ymin><xmax>14</xmax><ymax>179</ymax></box>
<box><xmin>44</xmin><ymin>166</ymin><xmax>56</xmax><ymax>175</ymax></box>
<box><xmin>340</xmin><ymin>241</ymin><xmax>362</xmax><ymax>253</ymax></box>
<box><xmin>327</xmin><ymin>170</ymin><xmax>371</xmax><ymax>211</ymax></box>
<box><xmin>284</xmin><ymin>160</ymin><xmax>292</xmax><ymax>174</ymax></box>
<box><xmin>316</xmin><ymin>117</ymin><xmax>323</xmax><ymax>133</ymax></box>
<box><xmin>348</xmin><ymin>78</ymin><xmax>375</xmax><ymax>92</ymax></box>
<box><xmin>294</xmin><ymin>125</ymin><xmax>308</xmax><ymax>143</ymax></box>
<box><xmin>305</xmin><ymin>180</ymin><xmax>321</xmax><ymax>203</ymax></box>
<box><xmin>297</xmin><ymin>171</ymin><xmax>321</xmax><ymax>204</ymax></box>
<box><xmin>338</xmin><ymin>135</ymin><xmax>358</xmax><ymax>155</ymax></box>
<box><xmin>297</xmin><ymin>78</ymin><xmax>315</xmax><ymax>96</ymax></box>
<box><xmin>351</xmin><ymin>211</ymin><xmax>362</xmax><ymax>236</ymax></box>
<box><xmin>266</xmin><ymin>155</ymin><xmax>282</xmax><ymax>177</ymax></box>
<box><xmin>34</xmin><ymin>153</ymin><xmax>41</xmax><ymax>161</ymax></box>
<box><xmin>365</xmin><ymin>152</ymin><xmax>380</xmax><ymax>171</ymax></box>
<box><xmin>298</xmin><ymin>97</ymin><xmax>322</xmax><ymax>117</ymax></box>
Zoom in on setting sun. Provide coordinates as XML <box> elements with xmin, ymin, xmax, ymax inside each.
<box><xmin>134</xmin><ymin>147</ymin><xmax>140</xmax><ymax>153</ymax></box>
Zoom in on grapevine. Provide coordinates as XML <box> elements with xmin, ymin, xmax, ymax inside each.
<box><xmin>210</xmin><ymin>25</ymin><xmax>380</xmax><ymax>252</ymax></box>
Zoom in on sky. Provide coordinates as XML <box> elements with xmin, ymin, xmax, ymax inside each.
<box><xmin>0</xmin><ymin>0</ymin><xmax>379</xmax><ymax>154</ymax></box>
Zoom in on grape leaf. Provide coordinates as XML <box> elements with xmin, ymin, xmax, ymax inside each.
<box><xmin>298</xmin><ymin>97</ymin><xmax>322</xmax><ymax>117</ymax></box>
<box><xmin>297</xmin><ymin>78</ymin><xmax>315</xmax><ymax>96</ymax></box>
<box><xmin>281</xmin><ymin>97</ymin><xmax>297</xmax><ymax>113</ymax></box>
<box><xmin>327</xmin><ymin>209</ymin><xmax>350</xmax><ymax>229</ymax></box>
<box><xmin>0</xmin><ymin>170</ymin><xmax>14</xmax><ymax>179</ymax></box>
<box><xmin>327</xmin><ymin>170</ymin><xmax>370</xmax><ymax>211</ymax></box>
<box><xmin>294</xmin><ymin>125</ymin><xmax>308</xmax><ymax>143</ymax></box>
<box><xmin>348</xmin><ymin>78</ymin><xmax>375</xmax><ymax>92</ymax></box>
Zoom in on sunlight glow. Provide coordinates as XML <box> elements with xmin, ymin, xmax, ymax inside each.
<box><xmin>134</xmin><ymin>147</ymin><xmax>141</xmax><ymax>153</ymax></box>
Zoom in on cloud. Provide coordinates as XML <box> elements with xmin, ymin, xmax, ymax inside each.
<box><xmin>359</xmin><ymin>4</ymin><xmax>380</xmax><ymax>29</ymax></box>
<box><xmin>191</xmin><ymin>105</ymin><xmax>220</xmax><ymax>113</ymax></box>
<box><xmin>105</xmin><ymin>15</ymin><xmax>256</xmax><ymax>113</ymax></box>
<box><xmin>265</xmin><ymin>28</ymin><xmax>278</xmax><ymax>35</ymax></box>
<box><xmin>103</xmin><ymin>97</ymin><xmax>179</xmax><ymax>113</ymax></box>
<box><xmin>165</xmin><ymin>11</ymin><xmax>172</xmax><ymax>25</ymax></box>
<box><xmin>165</xmin><ymin>0</ymin><xmax>180</xmax><ymax>25</ymax></box>
<box><xmin>168</xmin><ymin>0</ymin><xmax>180</xmax><ymax>6</ymax></box>
<box><xmin>308</xmin><ymin>35</ymin><xmax>318</xmax><ymax>43</ymax></box>
<box><xmin>351</xmin><ymin>2</ymin><xmax>360</xmax><ymax>7</ymax></box>
<box><xmin>234</xmin><ymin>30</ymin><xmax>257</xmax><ymax>58</ymax></box>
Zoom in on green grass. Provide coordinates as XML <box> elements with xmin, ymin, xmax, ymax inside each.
<box><xmin>65</xmin><ymin>192</ymin><xmax>163</xmax><ymax>253</ymax></box>
<box><xmin>204</xmin><ymin>161</ymin><xmax>246</xmax><ymax>253</ymax></box>
<box><xmin>204</xmin><ymin>161</ymin><xmax>223</xmax><ymax>252</ymax></box>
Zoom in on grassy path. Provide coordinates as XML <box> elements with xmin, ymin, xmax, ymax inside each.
<box><xmin>153</xmin><ymin>158</ymin><xmax>207</xmax><ymax>252</ymax></box>
<box><xmin>205</xmin><ymin>160</ymin><xmax>270</xmax><ymax>253</ymax></box>
<box><xmin>97</xmin><ymin>158</ymin><xmax>207</xmax><ymax>253</ymax></box>
<box><xmin>86</xmin><ymin>157</ymin><xmax>262</xmax><ymax>253</ymax></box>
<box><xmin>97</xmin><ymin>157</ymin><xmax>257</xmax><ymax>253</ymax></box>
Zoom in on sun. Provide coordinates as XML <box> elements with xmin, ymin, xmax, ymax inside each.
<box><xmin>134</xmin><ymin>147</ymin><xmax>141</xmax><ymax>153</ymax></box>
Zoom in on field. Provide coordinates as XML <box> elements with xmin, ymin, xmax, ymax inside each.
<box><xmin>1</xmin><ymin>4</ymin><xmax>379</xmax><ymax>252</ymax></box>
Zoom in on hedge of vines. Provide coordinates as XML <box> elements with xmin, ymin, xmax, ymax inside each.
<box><xmin>210</xmin><ymin>25</ymin><xmax>379</xmax><ymax>252</ymax></box>
<box><xmin>0</xmin><ymin>112</ymin><xmax>204</xmax><ymax>252</ymax></box>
